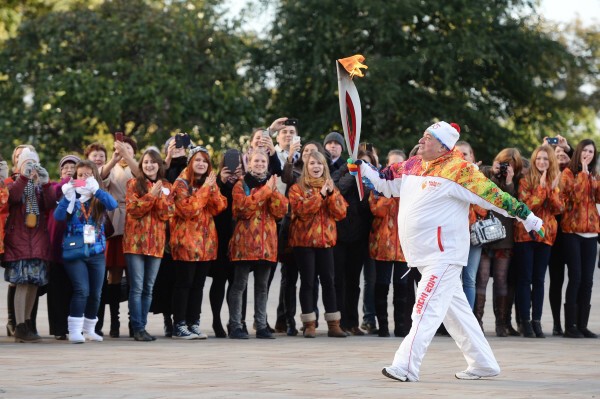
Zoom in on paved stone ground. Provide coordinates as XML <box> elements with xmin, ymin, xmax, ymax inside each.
<box><xmin>0</xmin><ymin>266</ymin><xmax>598</xmax><ymax>398</ymax></box>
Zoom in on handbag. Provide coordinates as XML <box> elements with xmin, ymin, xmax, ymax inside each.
<box><xmin>470</xmin><ymin>212</ymin><xmax>506</xmax><ymax>246</ymax></box>
<box><xmin>62</xmin><ymin>234</ymin><xmax>90</xmax><ymax>261</ymax></box>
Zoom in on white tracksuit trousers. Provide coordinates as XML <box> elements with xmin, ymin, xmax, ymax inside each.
<box><xmin>391</xmin><ymin>264</ymin><xmax>500</xmax><ymax>381</ymax></box>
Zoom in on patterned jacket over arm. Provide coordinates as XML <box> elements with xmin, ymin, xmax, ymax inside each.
<box><xmin>368</xmin><ymin>193</ymin><xmax>405</xmax><ymax>262</ymax></box>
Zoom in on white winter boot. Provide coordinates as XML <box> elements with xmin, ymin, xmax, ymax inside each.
<box><xmin>83</xmin><ymin>317</ymin><xmax>104</xmax><ymax>342</ymax></box>
<box><xmin>68</xmin><ymin>316</ymin><xmax>85</xmax><ymax>344</ymax></box>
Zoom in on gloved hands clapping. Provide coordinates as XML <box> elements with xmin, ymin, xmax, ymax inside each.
<box><xmin>347</xmin><ymin>158</ymin><xmax>363</xmax><ymax>176</ymax></box>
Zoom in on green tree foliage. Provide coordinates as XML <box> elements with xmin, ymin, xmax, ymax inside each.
<box><xmin>0</xmin><ymin>0</ymin><xmax>264</xmax><ymax>168</ymax></box>
<box><xmin>257</xmin><ymin>0</ymin><xmax>596</xmax><ymax>162</ymax></box>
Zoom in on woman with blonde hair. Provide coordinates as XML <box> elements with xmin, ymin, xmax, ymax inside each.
<box><xmin>514</xmin><ymin>145</ymin><xmax>563</xmax><ymax>337</ymax></box>
<box><xmin>288</xmin><ymin>150</ymin><xmax>348</xmax><ymax>338</ymax></box>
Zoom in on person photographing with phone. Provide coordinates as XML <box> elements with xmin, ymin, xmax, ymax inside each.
<box><xmin>244</xmin><ymin>128</ymin><xmax>283</xmax><ymax>176</ymax></box>
<box><xmin>269</xmin><ymin>117</ymin><xmax>301</xmax><ymax>193</ymax></box>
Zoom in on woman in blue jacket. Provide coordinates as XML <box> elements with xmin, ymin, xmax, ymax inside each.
<box><xmin>54</xmin><ymin>160</ymin><xmax>117</xmax><ymax>343</ymax></box>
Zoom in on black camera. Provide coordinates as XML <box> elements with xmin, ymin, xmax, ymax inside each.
<box><xmin>498</xmin><ymin>162</ymin><xmax>510</xmax><ymax>177</ymax></box>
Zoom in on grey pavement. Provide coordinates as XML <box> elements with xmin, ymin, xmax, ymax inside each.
<box><xmin>1</xmin><ymin>265</ymin><xmax>599</xmax><ymax>398</ymax></box>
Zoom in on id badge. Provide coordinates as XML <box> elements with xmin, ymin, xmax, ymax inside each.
<box><xmin>83</xmin><ymin>224</ymin><xmax>96</xmax><ymax>244</ymax></box>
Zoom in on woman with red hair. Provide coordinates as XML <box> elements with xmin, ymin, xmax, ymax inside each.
<box><xmin>170</xmin><ymin>146</ymin><xmax>227</xmax><ymax>339</ymax></box>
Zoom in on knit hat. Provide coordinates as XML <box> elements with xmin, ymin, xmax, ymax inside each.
<box><xmin>17</xmin><ymin>148</ymin><xmax>40</xmax><ymax>172</ymax></box>
<box><xmin>59</xmin><ymin>155</ymin><xmax>81</xmax><ymax>169</ymax></box>
<box><xmin>323</xmin><ymin>131</ymin><xmax>345</xmax><ymax>151</ymax></box>
<box><xmin>426</xmin><ymin>121</ymin><xmax>460</xmax><ymax>150</ymax></box>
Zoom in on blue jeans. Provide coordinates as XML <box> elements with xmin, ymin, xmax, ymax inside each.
<box><xmin>462</xmin><ymin>245</ymin><xmax>482</xmax><ymax>309</ymax></box>
<box><xmin>126</xmin><ymin>254</ymin><xmax>161</xmax><ymax>332</ymax></box>
<box><xmin>64</xmin><ymin>253</ymin><xmax>106</xmax><ymax>319</ymax></box>
<box><xmin>515</xmin><ymin>242</ymin><xmax>551</xmax><ymax>321</ymax></box>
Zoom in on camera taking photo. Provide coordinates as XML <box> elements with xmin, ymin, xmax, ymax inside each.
<box><xmin>498</xmin><ymin>162</ymin><xmax>510</xmax><ymax>178</ymax></box>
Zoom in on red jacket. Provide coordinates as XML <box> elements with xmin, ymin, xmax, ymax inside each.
<box><xmin>228</xmin><ymin>181</ymin><xmax>288</xmax><ymax>262</ymax></box>
<box><xmin>288</xmin><ymin>184</ymin><xmax>347</xmax><ymax>248</ymax></box>
<box><xmin>4</xmin><ymin>175</ymin><xmax>58</xmax><ymax>262</ymax></box>
<box><xmin>560</xmin><ymin>168</ymin><xmax>600</xmax><ymax>234</ymax></box>
<box><xmin>368</xmin><ymin>194</ymin><xmax>405</xmax><ymax>262</ymax></box>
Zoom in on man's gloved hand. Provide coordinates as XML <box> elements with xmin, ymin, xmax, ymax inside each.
<box><xmin>522</xmin><ymin>212</ymin><xmax>544</xmax><ymax>237</ymax></box>
<box><xmin>85</xmin><ymin>177</ymin><xmax>100</xmax><ymax>195</ymax></box>
<box><xmin>347</xmin><ymin>158</ymin><xmax>362</xmax><ymax>176</ymax></box>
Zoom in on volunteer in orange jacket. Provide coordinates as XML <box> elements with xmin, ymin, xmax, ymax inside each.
<box><xmin>369</xmin><ymin>191</ymin><xmax>409</xmax><ymax>338</ymax></box>
<box><xmin>559</xmin><ymin>139</ymin><xmax>599</xmax><ymax>339</ymax></box>
<box><xmin>227</xmin><ymin>150</ymin><xmax>288</xmax><ymax>339</ymax></box>
<box><xmin>288</xmin><ymin>150</ymin><xmax>348</xmax><ymax>338</ymax></box>
<box><xmin>124</xmin><ymin>149</ymin><xmax>174</xmax><ymax>342</ymax></box>
<box><xmin>170</xmin><ymin>146</ymin><xmax>227</xmax><ymax>340</ymax></box>
<box><xmin>514</xmin><ymin>145</ymin><xmax>564</xmax><ymax>338</ymax></box>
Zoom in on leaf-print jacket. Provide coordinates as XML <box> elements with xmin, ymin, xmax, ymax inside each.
<box><xmin>228</xmin><ymin>180</ymin><xmax>288</xmax><ymax>262</ymax></box>
<box><xmin>368</xmin><ymin>193</ymin><xmax>405</xmax><ymax>262</ymax></box>
<box><xmin>559</xmin><ymin>168</ymin><xmax>600</xmax><ymax>234</ymax></box>
<box><xmin>288</xmin><ymin>184</ymin><xmax>348</xmax><ymax>248</ymax></box>
<box><xmin>514</xmin><ymin>177</ymin><xmax>563</xmax><ymax>245</ymax></box>
<box><xmin>123</xmin><ymin>179</ymin><xmax>174</xmax><ymax>258</ymax></box>
<box><xmin>169</xmin><ymin>176</ymin><xmax>227</xmax><ymax>262</ymax></box>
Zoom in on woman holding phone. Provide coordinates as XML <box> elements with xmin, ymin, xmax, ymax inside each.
<box><xmin>244</xmin><ymin>128</ymin><xmax>283</xmax><ymax>176</ymax></box>
<box><xmin>288</xmin><ymin>150</ymin><xmax>348</xmax><ymax>338</ymax></box>
<box><xmin>124</xmin><ymin>149</ymin><xmax>174</xmax><ymax>341</ymax></box>
<box><xmin>170</xmin><ymin>146</ymin><xmax>227</xmax><ymax>339</ymax></box>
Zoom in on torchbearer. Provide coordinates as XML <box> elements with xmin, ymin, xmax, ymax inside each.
<box><xmin>348</xmin><ymin>121</ymin><xmax>544</xmax><ymax>382</ymax></box>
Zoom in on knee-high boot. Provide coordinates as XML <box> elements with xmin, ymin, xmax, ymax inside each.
<box><xmin>108</xmin><ymin>284</ymin><xmax>121</xmax><ymax>338</ymax></box>
<box><xmin>474</xmin><ymin>293</ymin><xmax>486</xmax><ymax>332</ymax></box>
<box><xmin>6</xmin><ymin>285</ymin><xmax>16</xmax><ymax>336</ymax></box>
<box><xmin>375</xmin><ymin>284</ymin><xmax>390</xmax><ymax>337</ymax></box>
<box><xmin>494</xmin><ymin>295</ymin><xmax>508</xmax><ymax>337</ymax></box>
<box><xmin>25</xmin><ymin>292</ymin><xmax>39</xmax><ymax>337</ymax></box>
<box><xmin>394</xmin><ymin>283</ymin><xmax>410</xmax><ymax>337</ymax></box>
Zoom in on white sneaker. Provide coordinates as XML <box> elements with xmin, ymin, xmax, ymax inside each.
<box><xmin>382</xmin><ymin>367</ymin><xmax>408</xmax><ymax>382</ymax></box>
<box><xmin>188</xmin><ymin>324</ymin><xmax>208</xmax><ymax>340</ymax></box>
<box><xmin>455</xmin><ymin>370</ymin><xmax>498</xmax><ymax>380</ymax></box>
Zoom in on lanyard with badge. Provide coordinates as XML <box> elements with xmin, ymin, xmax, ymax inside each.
<box><xmin>80</xmin><ymin>203</ymin><xmax>96</xmax><ymax>244</ymax></box>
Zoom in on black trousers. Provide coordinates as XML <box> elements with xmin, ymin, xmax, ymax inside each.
<box><xmin>172</xmin><ymin>260</ymin><xmax>210</xmax><ymax>324</ymax></box>
<box><xmin>294</xmin><ymin>247</ymin><xmax>337</xmax><ymax>314</ymax></box>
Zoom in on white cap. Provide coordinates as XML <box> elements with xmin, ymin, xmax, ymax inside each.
<box><xmin>426</xmin><ymin>121</ymin><xmax>460</xmax><ymax>150</ymax></box>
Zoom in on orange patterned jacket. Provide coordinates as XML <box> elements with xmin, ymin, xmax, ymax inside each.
<box><xmin>0</xmin><ymin>181</ymin><xmax>8</xmax><ymax>254</ymax></box>
<box><xmin>514</xmin><ymin>177</ymin><xmax>564</xmax><ymax>245</ymax></box>
<box><xmin>469</xmin><ymin>205</ymin><xmax>488</xmax><ymax>227</ymax></box>
<box><xmin>229</xmin><ymin>180</ymin><xmax>288</xmax><ymax>262</ymax></box>
<box><xmin>368</xmin><ymin>194</ymin><xmax>405</xmax><ymax>262</ymax></box>
<box><xmin>170</xmin><ymin>177</ymin><xmax>227</xmax><ymax>262</ymax></box>
<box><xmin>559</xmin><ymin>168</ymin><xmax>600</xmax><ymax>234</ymax></box>
<box><xmin>288</xmin><ymin>184</ymin><xmax>347</xmax><ymax>248</ymax></box>
<box><xmin>123</xmin><ymin>179</ymin><xmax>174</xmax><ymax>258</ymax></box>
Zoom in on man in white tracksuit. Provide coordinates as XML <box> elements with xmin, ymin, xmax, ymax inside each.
<box><xmin>352</xmin><ymin>121</ymin><xmax>543</xmax><ymax>382</ymax></box>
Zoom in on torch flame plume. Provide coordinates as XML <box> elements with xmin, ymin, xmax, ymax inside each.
<box><xmin>338</xmin><ymin>54</ymin><xmax>368</xmax><ymax>78</ymax></box>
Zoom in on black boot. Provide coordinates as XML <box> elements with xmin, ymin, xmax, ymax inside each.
<box><xmin>552</xmin><ymin>322</ymin><xmax>563</xmax><ymax>336</ymax></box>
<box><xmin>375</xmin><ymin>284</ymin><xmax>390</xmax><ymax>337</ymax></box>
<box><xmin>495</xmin><ymin>295</ymin><xmax>508</xmax><ymax>337</ymax></box>
<box><xmin>108</xmin><ymin>284</ymin><xmax>121</xmax><ymax>338</ymax></box>
<box><xmin>14</xmin><ymin>322</ymin><xmax>40</xmax><ymax>343</ymax></box>
<box><xmin>163</xmin><ymin>314</ymin><xmax>173</xmax><ymax>337</ymax></box>
<box><xmin>393</xmin><ymin>283</ymin><xmax>409</xmax><ymax>337</ymax></box>
<box><xmin>577</xmin><ymin>304</ymin><xmax>598</xmax><ymax>338</ymax></box>
<box><xmin>27</xmin><ymin>292</ymin><xmax>40</xmax><ymax>336</ymax></box>
<box><xmin>531</xmin><ymin>320</ymin><xmax>545</xmax><ymax>338</ymax></box>
<box><xmin>521</xmin><ymin>320</ymin><xmax>536</xmax><ymax>338</ymax></box>
<box><xmin>563</xmin><ymin>304</ymin><xmax>584</xmax><ymax>338</ymax></box>
<box><xmin>6</xmin><ymin>285</ymin><xmax>16</xmax><ymax>337</ymax></box>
